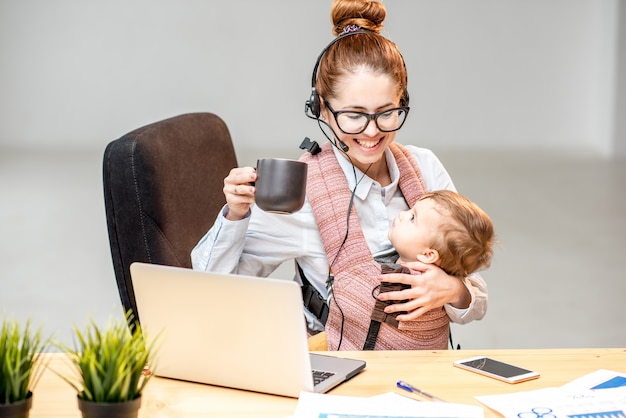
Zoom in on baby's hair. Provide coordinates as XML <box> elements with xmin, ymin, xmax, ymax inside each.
<box><xmin>418</xmin><ymin>190</ymin><xmax>495</xmax><ymax>277</ymax></box>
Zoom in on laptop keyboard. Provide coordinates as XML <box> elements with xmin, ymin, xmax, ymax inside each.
<box><xmin>312</xmin><ymin>370</ymin><xmax>335</xmax><ymax>386</ymax></box>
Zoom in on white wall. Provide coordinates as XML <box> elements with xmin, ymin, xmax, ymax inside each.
<box><xmin>615</xmin><ymin>0</ymin><xmax>626</xmax><ymax>158</ymax></box>
<box><xmin>0</xmin><ymin>0</ymin><xmax>620</xmax><ymax>157</ymax></box>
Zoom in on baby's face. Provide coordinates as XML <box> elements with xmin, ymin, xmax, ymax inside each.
<box><xmin>388</xmin><ymin>198</ymin><xmax>445</xmax><ymax>261</ymax></box>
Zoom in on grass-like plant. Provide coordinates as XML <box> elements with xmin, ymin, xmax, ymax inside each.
<box><xmin>57</xmin><ymin>312</ymin><xmax>158</xmax><ymax>403</ymax></box>
<box><xmin>0</xmin><ymin>317</ymin><xmax>49</xmax><ymax>405</ymax></box>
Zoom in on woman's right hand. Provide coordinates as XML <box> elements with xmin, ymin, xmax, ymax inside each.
<box><xmin>223</xmin><ymin>166</ymin><xmax>257</xmax><ymax>220</ymax></box>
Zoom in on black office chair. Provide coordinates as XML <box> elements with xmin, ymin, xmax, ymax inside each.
<box><xmin>103</xmin><ymin>113</ymin><xmax>238</xmax><ymax>323</ymax></box>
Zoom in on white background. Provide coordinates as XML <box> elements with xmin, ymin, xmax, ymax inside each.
<box><xmin>1</xmin><ymin>0</ymin><xmax>624</xmax><ymax>157</ymax></box>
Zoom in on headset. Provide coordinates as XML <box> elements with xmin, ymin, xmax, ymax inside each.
<box><xmin>303</xmin><ymin>30</ymin><xmax>363</xmax><ymax>121</ymax></box>
<box><xmin>304</xmin><ymin>29</ymin><xmax>410</xmax><ymax>122</ymax></box>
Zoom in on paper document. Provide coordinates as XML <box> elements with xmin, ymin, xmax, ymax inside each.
<box><xmin>475</xmin><ymin>369</ymin><xmax>626</xmax><ymax>418</ymax></box>
<box><xmin>290</xmin><ymin>391</ymin><xmax>484</xmax><ymax>418</ymax></box>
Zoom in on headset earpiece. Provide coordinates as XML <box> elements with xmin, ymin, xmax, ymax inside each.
<box><xmin>305</xmin><ymin>87</ymin><xmax>321</xmax><ymax>119</ymax></box>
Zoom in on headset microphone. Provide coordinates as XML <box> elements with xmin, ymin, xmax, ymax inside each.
<box><xmin>337</xmin><ymin>139</ymin><xmax>349</xmax><ymax>152</ymax></box>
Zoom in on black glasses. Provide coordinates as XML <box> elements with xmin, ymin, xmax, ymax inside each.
<box><xmin>325</xmin><ymin>102</ymin><xmax>410</xmax><ymax>135</ymax></box>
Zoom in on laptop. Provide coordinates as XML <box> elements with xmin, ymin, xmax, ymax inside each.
<box><xmin>129</xmin><ymin>262</ymin><xmax>366</xmax><ymax>398</ymax></box>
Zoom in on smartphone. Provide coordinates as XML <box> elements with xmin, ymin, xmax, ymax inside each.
<box><xmin>453</xmin><ymin>356</ymin><xmax>540</xmax><ymax>384</ymax></box>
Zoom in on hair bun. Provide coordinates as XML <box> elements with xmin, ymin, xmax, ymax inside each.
<box><xmin>331</xmin><ymin>0</ymin><xmax>386</xmax><ymax>36</ymax></box>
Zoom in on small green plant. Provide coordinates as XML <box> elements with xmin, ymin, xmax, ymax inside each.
<box><xmin>57</xmin><ymin>312</ymin><xmax>158</xmax><ymax>403</ymax></box>
<box><xmin>0</xmin><ymin>317</ymin><xmax>49</xmax><ymax>405</ymax></box>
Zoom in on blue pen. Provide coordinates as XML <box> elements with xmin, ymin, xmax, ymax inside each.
<box><xmin>396</xmin><ymin>380</ymin><xmax>446</xmax><ymax>402</ymax></box>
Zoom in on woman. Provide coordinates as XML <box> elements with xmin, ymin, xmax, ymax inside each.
<box><xmin>192</xmin><ymin>0</ymin><xmax>488</xmax><ymax>350</ymax></box>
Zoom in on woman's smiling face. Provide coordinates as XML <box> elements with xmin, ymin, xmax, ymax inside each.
<box><xmin>321</xmin><ymin>67</ymin><xmax>402</xmax><ymax>172</ymax></box>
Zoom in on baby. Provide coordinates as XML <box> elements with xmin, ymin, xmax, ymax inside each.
<box><xmin>387</xmin><ymin>189</ymin><xmax>495</xmax><ymax>277</ymax></box>
<box><xmin>364</xmin><ymin>189</ymin><xmax>495</xmax><ymax>350</ymax></box>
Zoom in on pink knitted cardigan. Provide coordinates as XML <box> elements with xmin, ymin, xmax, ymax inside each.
<box><xmin>300</xmin><ymin>142</ymin><xmax>450</xmax><ymax>350</ymax></box>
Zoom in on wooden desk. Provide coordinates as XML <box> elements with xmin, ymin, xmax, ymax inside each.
<box><xmin>31</xmin><ymin>348</ymin><xmax>625</xmax><ymax>417</ymax></box>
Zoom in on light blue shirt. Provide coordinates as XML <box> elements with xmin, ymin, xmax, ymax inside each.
<box><xmin>192</xmin><ymin>144</ymin><xmax>488</xmax><ymax>331</ymax></box>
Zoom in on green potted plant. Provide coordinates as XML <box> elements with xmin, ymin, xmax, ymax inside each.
<box><xmin>0</xmin><ymin>316</ymin><xmax>49</xmax><ymax>418</ymax></box>
<box><xmin>56</xmin><ymin>312</ymin><xmax>158</xmax><ymax>418</ymax></box>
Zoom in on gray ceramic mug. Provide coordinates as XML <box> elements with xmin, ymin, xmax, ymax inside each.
<box><xmin>255</xmin><ymin>158</ymin><xmax>308</xmax><ymax>214</ymax></box>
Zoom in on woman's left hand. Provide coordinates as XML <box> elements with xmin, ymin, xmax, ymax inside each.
<box><xmin>377</xmin><ymin>261</ymin><xmax>470</xmax><ymax>321</ymax></box>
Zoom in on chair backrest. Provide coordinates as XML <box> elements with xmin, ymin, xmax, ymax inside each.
<box><xmin>103</xmin><ymin>112</ymin><xmax>237</xmax><ymax>322</ymax></box>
